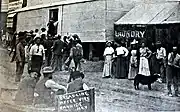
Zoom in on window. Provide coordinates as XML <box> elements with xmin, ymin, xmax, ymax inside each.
<box><xmin>49</xmin><ymin>9</ymin><xmax>59</xmax><ymax>22</ymax></box>
<box><xmin>22</xmin><ymin>0</ymin><xmax>27</xmax><ymax>7</ymax></box>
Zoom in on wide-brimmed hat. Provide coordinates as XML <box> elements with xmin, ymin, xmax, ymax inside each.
<box><xmin>71</xmin><ymin>71</ymin><xmax>85</xmax><ymax>80</ymax></box>
<box><xmin>41</xmin><ymin>28</ymin><xmax>46</xmax><ymax>31</ymax></box>
<box><xmin>106</xmin><ymin>41</ymin><xmax>112</xmax><ymax>45</ymax></box>
<box><xmin>42</xmin><ymin>67</ymin><xmax>54</xmax><ymax>74</ymax></box>
<box><xmin>131</xmin><ymin>39</ymin><xmax>138</xmax><ymax>45</ymax></box>
<box><xmin>173</xmin><ymin>46</ymin><xmax>177</xmax><ymax>50</ymax></box>
<box><xmin>72</xmin><ymin>34</ymin><xmax>79</xmax><ymax>39</ymax></box>
<box><xmin>156</xmin><ymin>41</ymin><xmax>161</xmax><ymax>45</ymax></box>
<box><xmin>34</xmin><ymin>36</ymin><xmax>41</xmax><ymax>41</ymax></box>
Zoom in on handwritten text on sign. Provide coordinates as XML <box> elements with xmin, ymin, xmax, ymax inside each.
<box><xmin>57</xmin><ymin>89</ymin><xmax>95</xmax><ymax>112</ymax></box>
<box><xmin>115</xmin><ymin>30</ymin><xmax>145</xmax><ymax>38</ymax></box>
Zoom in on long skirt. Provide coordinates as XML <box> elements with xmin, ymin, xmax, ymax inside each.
<box><xmin>102</xmin><ymin>55</ymin><xmax>113</xmax><ymax>78</ymax></box>
<box><xmin>128</xmin><ymin>57</ymin><xmax>138</xmax><ymax>79</ymax></box>
<box><xmin>149</xmin><ymin>54</ymin><xmax>158</xmax><ymax>75</ymax></box>
<box><xmin>115</xmin><ymin>56</ymin><xmax>127</xmax><ymax>79</ymax></box>
<box><xmin>138</xmin><ymin>57</ymin><xmax>150</xmax><ymax>76</ymax></box>
<box><xmin>30</xmin><ymin>55</ymin><xmax>43</xmax><ymax>74</ymax></box>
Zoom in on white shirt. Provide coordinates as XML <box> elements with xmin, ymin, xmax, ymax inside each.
<box><xmin>103</xmin><ymin>47</ymin><xmax>114</xmax><ymax>56</ymax></box>
<box><xmin>45</xmin><ymin>79</ymin><xmax>67</xmax><ymax>92</ymax></box>
<box><xmin>156</xmin><ymin>47</ymin><xmax>166</xmax><ymax>59</ymax></box>
<box><xmin>116</xmin><ymin>46</ymin><xmax>129</xmax><ymax>56</ymax></box>
<box><xmin>24</xmin><ymin>46</ymin><xmax>28</xmax><ymax>58</ymax></box>
<box><xmin>33</xmin><ymin>33</ymin><xmax>40</xmax><ymax>40</ymax></box>
<box><xmin>29</xmin><ymin>44</ymin><xmax>45</xmax><ymax>60</ymax></box>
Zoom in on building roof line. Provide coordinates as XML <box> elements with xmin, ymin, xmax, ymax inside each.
<box><xmin>8</xmin><ymin>0</ymin><xmax>97</xmax><ymax>14</ymax></box>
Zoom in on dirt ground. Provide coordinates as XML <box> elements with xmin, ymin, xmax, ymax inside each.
<box><xmin>0</xmin><ymin>46</ymin><xmax>180</xmax><ymax>112</ymax></box>
<box><xmin>54</xmin><ymin>71</ymin><xmax>180</xmax><ymax>112</ymax></box>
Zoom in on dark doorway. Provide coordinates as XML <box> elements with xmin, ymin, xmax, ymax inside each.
<box><xmin>49</xmin><ymin>9</ymin><xmax>58</xmax><ymax>22</ymax></box>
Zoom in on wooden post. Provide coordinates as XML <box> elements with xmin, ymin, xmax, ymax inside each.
<box><xmin>90</xmin><ymin>88</ymin><xmax>95</xmax><ymax>112</ymax></box>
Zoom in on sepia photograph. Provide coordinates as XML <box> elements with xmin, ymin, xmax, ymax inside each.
<box><xmin>0</xmin><ymin>0</ymin><xmax>180</xmax><ymax>111</ymax></box>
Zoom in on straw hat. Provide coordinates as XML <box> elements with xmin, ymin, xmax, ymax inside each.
<box><xmin>131</xmin><ymin>39</ymin><xmax>138</xmax><ymax>45</ymax></box>
<box><xmin>106</xmin><ymin>41</ymin><xmax>112</xmax><ymax>45</ymax></box>
<box><xmin>173</xmin><ymin>46</ymin><xmax>177</xmax><ymax>50</ymax></box>
<box><xmin>42</xmin><ymin>67</ymin><xmax>54</xmax><ymax>74</ymax></box>
<box><xmin>156</xmin><ymin>41</ymin><xmax>161</xmax><ymax>45</ymax></box>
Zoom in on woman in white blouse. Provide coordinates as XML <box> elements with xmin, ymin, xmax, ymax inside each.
<box><xmin>102</xmin><ymin>41</ymin><xmax>114</xmax><ymax>78</ymax></box>
<box><xmin>115</xmin><ymin>42</ymin><xmax>129</xmax><ymax>79</ymax></box>
<box><xmin>138</xmin><ymin>42</ymin><xmax>152</xmax><ymax>76</ymax></box>
<box><xmin>29</xmin><ymin>37</ymin><xmax>45</xmax><ymax>77</ymax></box>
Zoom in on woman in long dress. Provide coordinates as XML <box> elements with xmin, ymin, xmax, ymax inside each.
<box><xmin>128</xmin><ymin>40</ymin><xmax>138</xmax><ymax>79</ymax></box>
<box><xmin>102</xmin><ymin>41</ymin><xmax>114</xmax><ymax>78</ymax></box>
<box><xmin>115</xmin><ymin>43</ymin><xmax>129</xmax><ymax>79</ymax></box>
<box><xmin>138</xmin><ymin>42</ymin><xmax>152</xmax><ymax>76</ymax></box>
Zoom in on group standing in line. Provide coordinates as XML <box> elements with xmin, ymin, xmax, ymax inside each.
<box><xmin>102</xmin><ymin>39</ymin><xmax>180</xmax><ymax>97</ymax></box>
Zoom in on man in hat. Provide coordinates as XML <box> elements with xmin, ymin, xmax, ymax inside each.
<box><xmin>156</xmin><ymin>41</ymin><xmax>166</xmax><ymax>83</ymax></box>
<box><xmin>51</xmin><ymin>35</ymin><xmax>64</xmax><ymax>71</ymax></box>
<box><xmin>47</xmin><ymin>19</ymin><xmax>56</xmax><ymax>37</ymax></box>
<box><xmin>34</xmin><ymin>67</ymin><xmax>66</xmax><ymax>106</ymax></box>
<box><xmin>166</xmin><ymin>47</ymin><xmax>180</xmax><ymax>97</ymax></box>
<box><xmin>44</xmin><ymin>35</ymin><xmax>53</xmax><ymax>66</ymax></box>
<box><xmin>15</xmin><ymin>32</ymin><xmax>26</xmax><ymax>82</ymax></box>
<box><xmin>67</xmin><ymin>70</ymin><xmax>89</xmax><ymax>93</ymax></box>
<box><xmin>29</xmin><ymin>37</ymin><xmax>45</xmax><ymax>76</ymax></box>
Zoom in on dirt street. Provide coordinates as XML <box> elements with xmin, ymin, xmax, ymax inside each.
<box><xmin>54</xmin><ymin>71</ymin><xmax>180</xmax><ymax>112</ymax></box>
<box><xmin>0</xmin><ymin>45</ymin><xmax>180</xmax><ymax>112</ymax></box>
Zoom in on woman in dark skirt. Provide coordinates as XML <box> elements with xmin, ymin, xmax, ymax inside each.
<box><xmin>29</xmin><ymin>37</ymin><xmax>45</xmax><ymax>77</ymax></box>
<box><xmin>115</xmin><ymin>43</ymin><xmax>129</xmax><ymax>79</ymax></box>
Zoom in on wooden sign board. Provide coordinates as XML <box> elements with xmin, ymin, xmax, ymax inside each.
<box><xmin>56</xmin><ymin>88</ymin><xmax>95</xmax><ymax>112</ymax></box>
<box><xmin>115</xmin><ymin>30</ymin><xmax>146</xmax><ymax>38</ymax></box>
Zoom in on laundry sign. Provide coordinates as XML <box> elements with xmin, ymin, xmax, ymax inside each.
<box><xmin>115</xmin><ymin>30</ymin><xmax>145</xmax><ymax>38</ymax></box>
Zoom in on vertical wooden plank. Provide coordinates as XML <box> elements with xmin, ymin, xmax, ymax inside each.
<box><xmin>90</xmin><ymin>88</ymin><xmax>95</xmax><ymax>112</ymax></box>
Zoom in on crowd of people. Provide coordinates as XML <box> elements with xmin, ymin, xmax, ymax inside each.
<box><xmin>10</xmin><ymin>28</ymin><xmax>84</xmax><ymax>82</ymax></box>
<box><xmin>8</xmin><ymin>26</ymin><xmax>180</xmax><ymax>104</ymax></box>
<box><xmin>103</xmin><ymin>39</ymin><xmax>180</xmax><ymax>97</ymax></box>
<box><xmin>11</xmin><ymin>26</ymin><xmax>88</xmax><ymax>106</ymax></box>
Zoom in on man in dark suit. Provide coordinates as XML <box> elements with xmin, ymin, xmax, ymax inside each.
<box><xmin>15</xmin><ymin>33</ymin><xmax>26</xmax><ymax>82</ymax></box>
<box><xmin>44</xmin><ymin>35</ymin><xmax>53</xmax><ymax>66</ymax></box>
<box><xmin>51</xmin><ymin>35</ymin><xmax>64</xmax><ymax>71</ymax></box>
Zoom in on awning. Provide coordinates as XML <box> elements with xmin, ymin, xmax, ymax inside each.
<box><xmin>7</xmin><ymin>13</ymin><xmax>17</xmax><ymax>28</ymax></box>
<box><xmin>7</xmin><ymin>13</ymin><xmax>16</xmax><ymax>18</ymax></box>
<box><xmin>114</xmin><ymin>2</ymin><xmax>179</xmax><ymax>25</ymax></box>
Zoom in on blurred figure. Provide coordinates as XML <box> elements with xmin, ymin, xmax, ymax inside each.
<box><xmin>102</xmin><ymin>41</ymin><xmax>114</xmax><ymax>78</ymax></box>
<box><xmin>33</xmin><ymin>29</ymin><xmax>40</xmax><ymax>39</ymax></box>
<box><xmin>40</xmin><ymin>28</ymin><xmax>47</xmax><ymax>40</ymax></box>
<box><xmin>15</xmin><ymin>32</ymin><xmax>26</xmax><ymax>82</ymax></box>
<box><xmin>67</xmin><ymin>70</ymin><xmax>89</xmax><ymax>93</ymax></box>
<box><xmin>138</xmin><ymin>42</ymin><xmax>152</xmax><ymax>76</ymax></box>
<box><xmin>69</xmin><ymin>38</ymin><xmax>83</xmax><ymax>71</ymax></box>
<box><xmin>149</xmin><ymin>43</ymin><xmax>158</xmax><ymax>75</ymax></box>
<box><xmin>51</xmin><ymin>35</ymin><xmax>64</xmax><ymax>71</ymax></box>
<box><xmin>128</xmin><ymin>39</ymin><xmax>138</xmax><ymax>80</ymax></box>
<box><xmin>156</xmin><ymin>41</ymin><xmax>166</xmax><ymax>83</ymax></box>
<box><xmin>166</xmin><ymin>47</ymin><xmax>179</xmax><ymax>97</ymax></box>
<box><xmin>14</xmin><ymin>72</ymin><xmax>38</xmax><ymax>105</ymax></box>
<box><xmin>29</xmin><ymin>37</ymin><xmax>45</xmax><ymax>77</ymax></box>
<box><xmin>44</xmin><ymin>35</ymin><xmax>53</xmax><ymax>66</ymax></box>
<box><xmin>9</xmin><ymin>32</ymin><xmax>18</xmax><ymax>62</ymax></box>
<box><xmin>47</xmin><ymin>19</ymin><xmax>56</xmax><ymax>37</ymax></box>
<box><xmin>115</xmin><ymin>42</ymin><xmax>129</xmax><ymax>79</ymax></box>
